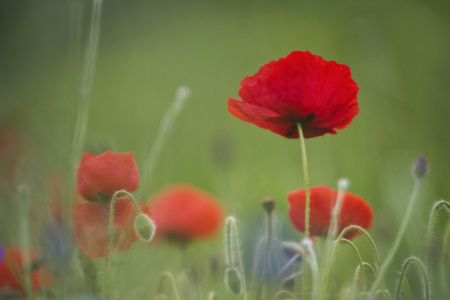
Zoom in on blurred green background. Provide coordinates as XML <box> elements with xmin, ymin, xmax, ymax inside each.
<box><xmin>1</xmin><ymin>0</ymin><xmax>450</xmax><ymax>298</ymax></box>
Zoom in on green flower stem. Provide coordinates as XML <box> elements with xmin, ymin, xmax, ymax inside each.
<box><xmin>105</xmin><ymin>190</ymin><xmax>143</xmax><ymax>297</ymax></box>
<box><xmin>319</xmin><ymin>226</ymin><xmax>383</xmax><ymax>300</ymax></box>
<box><xmin>425</xmin><ymin>200</ymin><xmax>450</xmax><ymax>275</ymax></box>
<box><xmin>273</xmin><ymin>290</ymin><xmax>297</xmax><ymax>300</ymax></box>
<box><xmin>341</xmin><ymin>238</ymin><xmax>367</xmax><ymax>292</ymax></box>
<box><xmin>109</xmin><ymin>190</ymin><xmax>142</xmax><ymax>258</ymax></box>
<box><xmin>394</xmin><ymin>257</ymin><xmax>429</xmax><ymax>300</ymax></box>
<box><xmin>157</xmin><ymin>272</ymin><xmax>181</xmax><ymax>300</ymax></box>
<box><xmin>370</xmin><ymin>178</ymin><xmax>421</xmax><ymax>294</ymax></box>
<box><xmin>296</xmin><ymin>122</ymin><xmax>310</xmax><ymax>300</ymax></box>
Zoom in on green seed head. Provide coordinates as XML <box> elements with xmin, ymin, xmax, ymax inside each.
<box><xmin>134</xmin><ymin>213</ymin><xmax>156</xmax><ymax>242</ymax></box>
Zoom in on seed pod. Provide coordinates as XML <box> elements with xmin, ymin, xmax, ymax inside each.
<box><xmin>224</xmin><ymin>267</ymin><xmax>242</xmax><ymax>295</ymax></box>
<box><xmin>134</xmin><ymin>213</ymin><xmax>156</xmax><ymax>241</ymax></box>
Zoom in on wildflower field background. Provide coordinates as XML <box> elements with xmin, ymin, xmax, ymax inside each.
<box><xmin>1</xmin><ymin>0</ymin><xmax>450</xmax><ymax>299</ymax></box>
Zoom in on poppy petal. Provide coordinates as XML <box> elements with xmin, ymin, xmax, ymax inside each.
<box><xmin>228</xmin><ymin>98</ymin><xmax>298</xmax><ymax>138</ymax></box>
<box><xmin>288</xmin><ymin>186</ymin><xmax>372</xmax><ymax>240</ymax></box>
<box><xmin>148</xmin><ymin>184</ymin><xmax>224</xmax><ymax>242</ymax></box>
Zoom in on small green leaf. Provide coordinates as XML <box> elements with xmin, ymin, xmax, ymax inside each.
<box><xmin>402</xmin><ymin>278</ymin><xmax>415</xmax><ymax>300</ymax></box>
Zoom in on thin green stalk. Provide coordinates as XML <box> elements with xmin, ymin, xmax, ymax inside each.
<box><xmin>109</xmin><ymin>190</ymin><xmax>142</xmax><ymax>258</ymax></box>
<box><xmin>341</xmin><ymin>239</ymin><xmax>367</xmax><ymax>292</ymax></box>
<box><xmin>104</xmin><ymin>190</ymin><xmax>142</xmax><ymax>297</ymax></box>
<box><xmin>370</xmin><ymin>178</ymin><xmax>421</xmax><ymax>294</ymax></box>
<box><xmin>70</xmin><ymin>0</ymin><xmax>103</xmax><ymax>173</ymax></box>
<box><xmin>352</xmin><ymin>262</ymin><xmax>378</xmax><ymax>299</ymax></box>
<box><xmin>425</xmin><ymin>200</ymin><xmax>450</xmax><ymax>275</ymax></box>
<box><xmin>157</xmin><ymin>272</ymin><xmax>181</xmax><ymax>300</ymax></box>
<box><xmin>296</xmin><ymin>122</ymin><xmax>310</xmax><ymax>300</ymax></box>
<box><xmin>319</xmin><ymin>226</ymin><xmax>383</xmax><ymax>300</ymax></box>
<box><xmin>273</xmin><ymin>290</ymin><xmax>297</xmax><ymax>300</ymax></box>
<box><xmin>394</xmin><ymin>257</ymin><xmax>429</xmax><ymax>300</ymax></box>
<box><xmin>142</xmin><ymin>86</ymin><xmax>190</xmax><ymax>198</ymax></box>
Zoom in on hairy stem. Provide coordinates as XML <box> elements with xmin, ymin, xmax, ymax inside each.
<box><xmin>342</xmin><ymin>239</ymin><xmax>367</xmax><ymax>292</ymax></box>
<box><xmin>319</xmin><ymin>226</ymin><xmax>383</xmax><ymax>300</ymax></box>
<box><xmin>226</xmin><ymin>217</ymin><xmax>248</xmax><ymax>300</ymax></box>
<box><xmin>394</xmin><ymin>256</ymin><xmax>429</xmax><ymax>300</ymax></box>
<box><xmin>296</xmin><ymin>122</ymin><xmax>310</xmax><ymax>300</ymax></box>
<box><xmin>425</xmin><ymin>200</ymin><xmax>450</xmax><ymax>275</ymax></box>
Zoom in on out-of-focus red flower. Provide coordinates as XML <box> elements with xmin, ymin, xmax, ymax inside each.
<box><xmin>228</xmin><ymin>51</ymin><xmax>359</xmax><ymax>139</ymax></box>
<box><xmin>0</xmin><ymin>246</ymin><xmax>53</xmax><ymax>294</ymax></box>
<box><xmin>148</xmin><ymin>184</ymin><xmax>224</xmax><ymax>243</ymax></box>
<box><xmin>287</xmin><ymin>186</ymin><xmax>372</xmax><ymax>240</ymax></box>
<box><xmin>75</xmin><ymin>198</ymin><xmax>151</xmax><ymax>259</ymax></box>
<box><xmin>77</xmin><ymin>151</ymin><xmax>140</xmax><ymax>202</ymax></box>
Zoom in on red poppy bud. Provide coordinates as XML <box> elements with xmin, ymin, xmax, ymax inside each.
<box><xmin>77</xmin><ymin>151</ymin><xmax>140</xmax><ymax>202</ymax></box>
<box><xmin>287</xmin><ymin>186</ymin><xmax>372</xmax><ymax>240</ymax></box>
<box><xmin>228</xmin><ymin>51</ymin><xmax>359</xmax><ymax>139</ymax></box>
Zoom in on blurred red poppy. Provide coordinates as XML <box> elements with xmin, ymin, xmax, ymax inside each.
<box><xmin>0</xmin><ymin>246</ymin><xmax>52</xmax><ymax>294</ymax></box>
<box><xmin>148</xmin><ymin>184</ymin><xmax>224</xmax><ymax>243</ymax></box>
<box><xmin>75</xmin><ymin>198</ymin><xmax>151</xmax><ymax>259</ymax></box>
<box><xmin>287</xmin><ymin>186</ymin><xmax>372</xmax><ymax>240</ymax></box>
<box><xmin>77</xmin><ymin>151</ymin><xmax>140</xmax><ymax>202</ymax></box>
<box><xmin>228</xmin><ymin>51</ymin><xmax>359</xmax><ymax>139</ymax></box>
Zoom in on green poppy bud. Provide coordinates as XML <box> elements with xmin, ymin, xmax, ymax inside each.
<box><xmin>134</xmin><ymin>213</ymin><xmax>156</xmax><ymax>242</ymax></box>
<box><xmin>224</xmin><ymin>267</ymin><xmax>242</xmax><ymax>295</ymax></box>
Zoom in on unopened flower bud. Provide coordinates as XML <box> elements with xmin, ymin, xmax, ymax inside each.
<box><xmin>281</xmin><ymin>241</ymin><xmax>304</xmax><ymax>262</ymax></box>
<box><xmin>412</xmin><ymin>155</ymin><xmax>428</xmax><ymax>179</ymax></box>
<box><xmin>261</xmin><ymin>198</ymin><xmax>275</xmax><ymax>214</ymax></box>
<box><xmin>134</xmin><ymin>214</ymin><xmax>156</xmax><ymax>242</ymax></box>
<box><xmin>224</xmin><ymin>267</ymin><xmax>242</xmax><ymax>295</ymax></box>
<box><xmin>374</xmin><ymin>290</ymin><xmax>391</xmax><ymax>300</ymax></box>
<box><xmin>358</xmin><ymin>292</ymin><xmax>372</xmax><ymax>300</ymax></box>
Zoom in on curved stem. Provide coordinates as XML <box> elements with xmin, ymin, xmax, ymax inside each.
<box><xmin>342</xmin><ymin>239</ymin><xmax>367</xmax><ymax>292</ymax></box>
<box><xmin>425</xmin><ymin>200</ymin><xmax>450</xmax><ymax>275</ymax></box>
<box><xmin>319</xmin><ymin>226</ymin><xmax>383</xmax><ymax>300</ymax></box>
<box><xmin>157</xmin><ymin>272</ymin><xmax>181</xmax><ymax>300</ymax></box>
<box><xmin>352</xmin><ymin>263</ymin><xmax>377</xmax><ymax>300</ymax></box>
<box><xmin>370</xmin><ymin>178</ymin><xmax>421</xmax><ymax>294</ymax></box>
<box><xmin>109</xmin><ymin>190</ymin><xmax>142</xmax><ymax>258</ymax></box>
<box><xmin>273</xmin><ymin>290</ymin><xmax>297</xmax><ymax>300</ymax></box>
<box><xmin>394</xmin><ymin>257</ymin><xmax>429</xmax><ymax>300</ymax></box>
<box><xmin>296</xmin><ymin>122</ymin><xmax>310</xmax><ymax>300</ymax></box>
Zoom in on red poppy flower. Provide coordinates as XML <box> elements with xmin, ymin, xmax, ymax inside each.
<box><xmin>77</xmin><ymin>151</ymin><xmax>140</xmax><ymax>202</ymax></box>
<box><xmin>287</xmin><ymin>186</ymin><xmax>372</xmax><ymax>240</ymax></box>
<box><xmin>228</xmin><ymin>51</ymin><xmax>359</xmax><ymax>139</ymax></box>
<box><xmin>75</xmin><ymin>198</ymin><xmax>151</xmax><ymax>259</ymax></box>
<box><xmin>0</xmin><ymin>246</ymin><xmax>53</xmax><ymax>294</ymax></box>
<box><xmin>147</xmin><ymin>184</ymin><xmax>224</xmax><ymax>243</ymax></box>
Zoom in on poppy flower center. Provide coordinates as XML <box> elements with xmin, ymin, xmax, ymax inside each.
<box><xmin>286</xmin><ymin>113</ymin><xmax>317</xmax><ymax>137</ymax></box>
